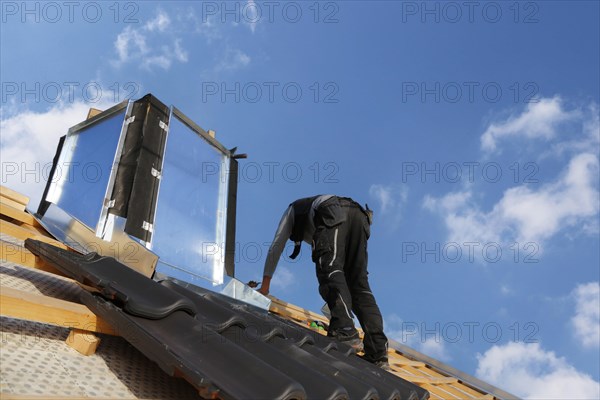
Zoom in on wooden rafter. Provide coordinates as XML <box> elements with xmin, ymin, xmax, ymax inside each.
<box><xmin>1</xmin><ymin>286</ymin><xmax>116</xmax><ymax>336</ymax></box>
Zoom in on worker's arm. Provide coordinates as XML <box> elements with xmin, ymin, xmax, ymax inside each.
<box><xmin>258</xmin><ymin>275</ymin><xmax>272</xmax><ymax>296</ymax></box>
<box><xmin>258</xmin><ymin>206</ymin><xmax>294</xmax><ymax>295</ymax></box>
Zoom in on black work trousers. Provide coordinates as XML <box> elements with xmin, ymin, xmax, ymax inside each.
<box><xmin>312</xmin><ymin>197</ymin><xmax>388</xmax><ymax>360</ymax></box>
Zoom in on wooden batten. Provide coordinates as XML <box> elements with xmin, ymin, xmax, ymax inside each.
<box><xmin>66</xmin><ymin>328</ymin><xmax>102</xmax><ymax>356</ymax></box>
<box><xmin>0</xmin><ymin>185</ymin><xmax>30</xmax><ymax>209</ymax></box>
<box><xmin>1</xmin><ymin>286</ymin><xmax>116</xmax><ymax>336</ymax></box>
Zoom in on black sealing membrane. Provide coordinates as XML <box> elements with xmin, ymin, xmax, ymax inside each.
<box><xmin>110</xmin><ymin>94</ymin><xmax>170</xmax><ymax>243</ymax></box>
<box><xmin>25</xmin><ymin>239</ymin><xmax>429</xmax><ymax>400</ymax></box>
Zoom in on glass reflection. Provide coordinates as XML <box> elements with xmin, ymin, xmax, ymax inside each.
<box><xmin>48</xmin><ymin>110</ymin><xmax>126</xmax><ymax>229</ymax></box>
<box><xmin>152</xmin><ymin>115</ymin><xmax>229</xmax><ymax>285</ymax></box>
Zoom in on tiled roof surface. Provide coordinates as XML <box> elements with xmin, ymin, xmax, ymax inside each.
<box><xmin>0</xmin><ymin>186</ymin><xmax>516</xmax><ymax>399</ymax></box>
<box><xmin>25</xmin><ymin>238</ymin><xmax>428</xmax><ymax>400</ymax></box>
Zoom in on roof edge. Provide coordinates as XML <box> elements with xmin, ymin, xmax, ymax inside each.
<box><xmin>388</xmin><ymin>339</ymin><xmax>520</xmax><ymax>400</ymax></box>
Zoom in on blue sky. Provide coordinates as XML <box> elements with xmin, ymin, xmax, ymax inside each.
<box><xmin>1</xmin><ymin>1</ymin><xmax>599</xmax><ymax>398</ymax></box>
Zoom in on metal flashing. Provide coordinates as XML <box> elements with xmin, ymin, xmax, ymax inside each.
<box><xmin>159</xmin><ymin>120</ymin><xmax>169</xmax><ymax>132</ymax></box>
<box><xmin>142</xmin><ymin>221</ymin><xmax>154</xmax><ymax>233</ymax></box>
<box><xmin>171</xmin><ymin>106</ymin><xmax>231</xmax><ymax>156</ymax></box>
<box><xmin>66</xmin><ymin>100</ymin><xmax>129</xmax><ymax>135</ymax></box>
<box><xmin>150</xmin><ymin>167</ymin><xmax>162</xmax><ymax>179</ymax></box>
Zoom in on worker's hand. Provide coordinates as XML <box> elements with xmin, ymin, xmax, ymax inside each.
<box><xmin>257</xmin><ymin>285</ymin><xmax>269</xmax><ymax>296</ymax></box>
<box><xmin>257</xmin><ymin>275</ymin><xmax>271</xmax><ymax>296</ymax></box>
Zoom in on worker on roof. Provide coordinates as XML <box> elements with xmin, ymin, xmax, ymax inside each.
<box><xmin>258</xmin><ymin>195</ymin><xmax>390</xmax><ymax>370</ymax></box>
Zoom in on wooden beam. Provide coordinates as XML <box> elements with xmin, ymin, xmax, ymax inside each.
<box><xmin>0</xmin><ymin>185</ymin><xmax>29</xmax><ymax>208</ymax></box>
<box><xmin>389</xmin><ymin>357</ymin><xmax>427</xmax><ymax>368</ymax></box>
<box><xmin>269</xmin><ymin>301</ymin><xmax>324</xmax><ymax>324</ymax></box>
<box><xmin>66</xmin><ymin>328</ymin><xmax>101</xmax><ymax>356</ymax></box>
<box><xmin>0</xmin><ymin>219</ymin><xmax>68</xmax><ymax>249</ymax></box>
<box><xmin>419</xmin><ymin>383</ymin><xmax>454</xmax><ymax>400</ymax></box>
<box><xmin>86</xmin><ymin>108</ymin><xmax>103</xmax><ymax>119</ymax></box>
<box><xmin>0</xmin><ymin>196</ymin><xmax>26</xmax><ymax>212</ymax></box>
<box><xmin>392</xmin><ymin>373</ymin><xmax>458</xmax><ymax>385</ymax></box>
<box><xmin>269</xmin><ymin>296</ymin><xmax>329</xmax><ymax>323</ymax></box>
<box><xmin>0</xmin><ymin>240</ymin><xmax>65</xmax><ymax>276</ymax></box>
<box><xmin>0</xmin><ymin>202</ymin><xmax>41</xmax><ymax>228</ymax></box>
<box><xmin>0</xmin><ymin>286</ymin><xmax>116</xmax><ymax>336</ymax></box>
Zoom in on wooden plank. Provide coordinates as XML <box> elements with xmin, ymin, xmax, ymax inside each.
<box><xmin>269</xmin><ymin>296</ymin><xmax>328</xmax><ymax>323</ymax></box>
<box><xmin>0</xmin><ymin>202</ymin><xmax>41</xmax><ymax>228</ymax></box>
<box><xmin>447</xmin><ymin>382</ymin><xmax>493</xmax><ymax>399</ymax></box>
<box><xmin>393</xmin><ymin>373</ymin><xmax>458</xmax><ymax>385</ymax></box>
<box><xmin>396</xmin><ymin>363</ymin><xmax>486</xmax><ymax>397</ymax></box>
<box><xmin>269</xmin><ymin>301</ymin><xmax>325</xmax><ymax>324</ymax></box>
<box><xmin>66</xmin><ymin>328</ymin><xmax>101</xmax><ymax>356</ymax></box>
<box><xmin>0</xmin><ymin>240</ymin><xmax>65</xmax><ymax>276</ymax></box>
<box><xmin>0</xmin><ymin>219</ymin><xmax>68</xmax><ymax>249</ymax></box>
<box><xmin>388</xmin><ymin>354</ymin><xmax>427</xmax><ymax>368</ymax></box>
<box><xmin>420</xmin><ymin>383</ymin><xmax>459</xmax><ymax>399</ymax></box>
<box><xmin>64</xmin><ymin>218</ymin><xmax>157</xmax><ymax>278</ymax></box>
<box><xmin>430</xmin><ymin>378</ymin><xmax>483</xmax><ymax>399</ymax></box>
<box><xmin>0</xmin><ymin>286</ymin><xmax>116</xmax><ymax>336</ymax></box>
<box><xmin>87</xmin><ymin>108</ymin><xmax>103</xmax><ymax>119</ymax></box>
<box><xmin>0</xmin><ymin>196</ymin><xmax>26</xmax><ymax>212</ymax></box>
<box><xmin>0</xmin><ymin>185</ymin><xmax>29</xmax><ymax>208</ymax></box>
<box><xmin>396</xmin><ymin>363</ymin><xmax>478</xmax><ymax>398</ymax></box>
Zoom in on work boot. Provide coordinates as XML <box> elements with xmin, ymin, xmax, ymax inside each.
<box><xmin>360</xmin><ymin>354</ymin><xmax>391</xmax><ymax>371</ymax></box>
<box><xmin>341</xmin><ymin>337</ymin><xmax>364</xmax><ymax>353</ymax></box>
<box><xmin>374</xmin><ymin>358</ymin><xmax>392</xmax><ymax>372</ymax></box>
<box><xmin>329</xmin><ymin>329</ymin><xmax>364</xmax><ymax>353</ymax></box>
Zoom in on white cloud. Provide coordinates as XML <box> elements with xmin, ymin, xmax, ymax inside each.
<box><xmin>425</xmin><ymin>152</ymin><xmax>599</xmax><ymax>248</ymax></box>
<box><xmin>144</xmin><ymin>10</ymin><xmax>171</xmax><ymax>32</ymax></box>
<box><xmin>1</xmin><ymin>99</ymin><xmax>115</xmax><ymax>208</ymax></box>
<box><xmin>245</xmin><ymin>0</ymin><xmax>259</xmax><ymax>33</ymax></box>
<box><xmin>500</xmin><ymin>153</ymin><xmax>599</xmax><ymax>241</ymax></box>
<box><xmin>476</xmin><ymin>342</ymin><xmax>600</xmax><ymax>399</ymax></box>
<box><xmin>186</xmin><ymin>12</ymin><xmax>222</xmax><ymax>43</ymax></box>
<box><xmin>386</xmin><ymin>314</ymin><xmax>452</xmax><ymax>362</ymax></box>
<box><xmin>481</xmin><ymin>97</ymin><xmax>579</xmax><ymax>152</ymax></box>
<box><xmin>271</xmin><ymin>265</ymin><xmax>295</xmax><ymax>290</ymax></box>
<box><xmin>500</xmin><ymin>285</ymin><xmax>513</xmax><ymax>295</ymax></box>
<box><xmin>214</xmin><ymin>48</ymin><xmax>251</xmax><ymax>72</ymax></box>
<box><xmin>427</xmin><ymin>98</ymin><xmax>600</xmax><ymax>251</ymax></box>
<box><xmin>122</xmin><ymin>8</ymin><xmax>254</xmax><ymax>76</ymax></box>
<box><xmin>111</xmin><ymin>10</ymin><xmax>188</xmax><ymax>71</ymax></box>
<box><xmin>141</xmin><ymin>54</ymin><xmax>171</xmax><ymax>71</ymax></box>
<box><xmin>173</xmin><ymin>39</ymin><xmax>189</xmax><ymax>62</ymax></box>
<box><xmin>418</xmin><ymin>337</ymin><xmax>452</xmax><ymax>362</ymax></box>
<box><xmin>545</xmin><ymin>103</ymin><xmax>600</xmax><ymax>159</ymax></box>
<box><xmin>369</xmin><ymin>184</ymin><xmax>408</xmax><ymax>229</ymax></box>
<box><xmin>571</xmin><ymin>282</ymin><xmax>600</xmax><ymax>348</ymax></box>
<box><xmin>114</xmin><ymin>26</ymin><xmax>148</xmax><ymax>65</ymax></box>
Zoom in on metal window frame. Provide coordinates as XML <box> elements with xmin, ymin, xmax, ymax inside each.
<box><xmin>44</xmin><ymin>100</ymin><xmax>129</xmax><ymax>232</ymax></box>
<box><xmin>150</xmin><ymin>107</ymin><xmax>233</xmax><ymax>284</ymax></box>
<box><xmin>96</xmin><ymin>100</ymin><xmax>135</xmax><ymax>239</ymax></box>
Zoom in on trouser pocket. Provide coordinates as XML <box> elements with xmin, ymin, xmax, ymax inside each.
<box><xmin>316</xmin><ymin>197</ymin><xmax>346</xmax><ymax>228</ymax></box>
<box><xmin>312</xmin><ymin>226</ymin><xmax>331</xmax><ymax>266</ymax></box>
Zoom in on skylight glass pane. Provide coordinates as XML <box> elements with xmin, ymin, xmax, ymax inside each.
<box><xmin>47</xmin><ymin>109</ymin><xmax>126</xmax><ymax>229</ymax></box>
<box><xmin>152</xmin><ymin>115</ymin><xmax>229</xmax><ymax>285</ymax></box>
